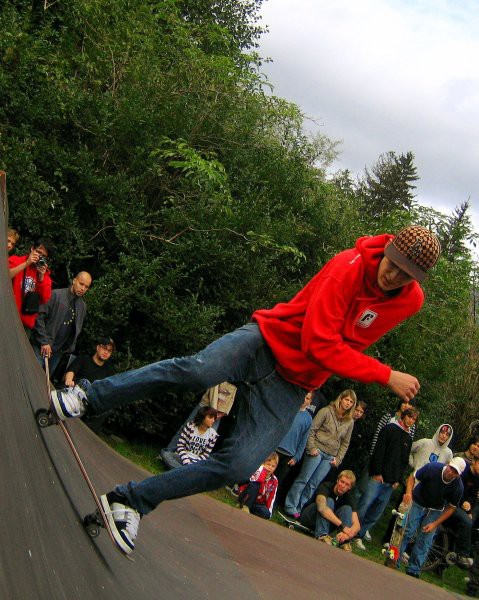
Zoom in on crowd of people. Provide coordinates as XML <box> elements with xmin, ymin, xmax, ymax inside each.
<box><xmin>7</xmin><ymin>227</ymin><xmax>117</xmax><ymax>403</ymax></box>
<box><xmin>8</xmin><ymin>223</ymin><xmax>479</xmax><ymax>594</ymax></box>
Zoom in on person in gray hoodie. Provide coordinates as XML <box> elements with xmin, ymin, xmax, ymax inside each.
<box><xmin>409</xmin><ymin>423</ymin><xmax>453</xmax><ymax>471</ymax></box>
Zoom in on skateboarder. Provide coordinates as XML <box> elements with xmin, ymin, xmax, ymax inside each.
<box><xmin>50</xmin><ymin>225</ymin><xmax>441</xmax><ymax>554</ymax></box>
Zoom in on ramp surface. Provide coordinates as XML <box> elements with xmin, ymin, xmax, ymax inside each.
<box><xmin>0</xmin><ymin>172</ymin><xmax>464</xmax><ymax>599</ymax></box>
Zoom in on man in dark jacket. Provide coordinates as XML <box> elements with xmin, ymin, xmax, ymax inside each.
<box><xmin>355</xmin><ymin>408</ymin><xmax>418</xmax><ymax>549</ymax></box>
<box><xmin>32</xmin><ymin>271</ymin><xmax>92</xmax><ymax>376</ymax></box>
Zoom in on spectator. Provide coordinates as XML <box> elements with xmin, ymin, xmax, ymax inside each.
<box><xmin>446</xmin><ymin>457</ymin><xmax>479</xmax><ymax>568</ymax></box>
<box><xmin>62</xmin><ymin>336</ymin><xmax>116</xmax><ymax>433</ymax></box>
<box><xmin>238</xmin><ymin>452</ymin><xmax>279</xmax><ymax>519</ymax></box>
<box><xmin>64</xmin><ymin>337</ymin><xmax>116</xmax><ymax>387</ymax></box>
<box><xmin>32</xmin><ymin>271</ymin><xmax>92</xmax><ymax>376</ymax></box>
<box><xmin>49</xmin><ymin>225</ymin><xmax>441</xmax><ymax>554</ymax></box>
<box><xmin>9</xmin><ymin>238</ymin><xmax>52</xmax><ymax>338</ymax></box>
<box><xmin>397</xmin><ymin>457</ymin><xmax>465</xmax><ymax>578</ymax></box>
<box><xmin>370</xmin><ymin>398</ymin><xmax>418</xmax><ymax>455</ymax></box>
<box><xmin>300</xmin><ymin>470</ymin><xmax>360</xmax><ymax>551</ymax></box>
<box><xmin>7</xmin><ymin>228</ymin><xmax>19</xmax><ymax>253</ymax></box>
<box><xmin>409</xmin><ymin>423</ymin><xmax>453</xmax><ymax>471</ymax></box>
<box><xmin>284</xmin><ymin>390</ymin><xmax>356</xmax><ymax>518</ymax></box>
<box><xmin>455</xmin><ymin>436</ymin><xmax>479</xmax><ymax>471</ymax></box>
<box><xmin>274</xmin><ymin>391</ymin><xmax>314</xmax><ymax>507</ymax></box>
<box><xmin>163</xmin><ymin>407</ymin><xmax>219</xmax><ymax>469</ymax></box>
<box><xmin>165</xmin><ymin>382</ymin><xmax>237</xmax><ymax>452</ymax></box>
<box><xmin>328</xmin><ymin>400</ymin><xmax>368</xmax><ymax>481</ymax></box>
<box><xmin>355</xmin><ymin>407</ymin><xmax>418</xmax><ymax>550</ymax></box>
<box><xmin>356</xmin><ymin>397</ymin><xmax>418</xmax><ymax>521</ymax></box>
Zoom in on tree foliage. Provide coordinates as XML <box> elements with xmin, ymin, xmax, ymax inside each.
<box><xmin>1</xmin><ymin>0</ymin><xmax>477</xmax><ymax>444</ymax></box>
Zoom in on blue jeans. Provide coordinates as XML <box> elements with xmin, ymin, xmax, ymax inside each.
<box><xmin>398</xmin><ymin>501</ymin><xmax>442</xmax><ymax>575</ymax></box>
<box><xmin>357</xmin><ymin>478</ymin><xmax>394</xmax><ymax>538</ymax></box>
<box><xmin>84</xmin><ymin>323</ymin><xmax>305</xmax><ymax>515</ymax></box>
<box><xmin>301</xmin><ymin>497</ymin><xmax>352</xmax><ymax>538</ymax></box>
<box><xmin>284</xmin><ymin>450</ymin><xmax>333</xmax><ymax>515</ymax></box>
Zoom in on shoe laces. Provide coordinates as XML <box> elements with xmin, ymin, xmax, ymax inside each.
<box><xmin>112</xmin><ymin>506</ymin><xmax>140</xmax><ymax>540</ymax></box>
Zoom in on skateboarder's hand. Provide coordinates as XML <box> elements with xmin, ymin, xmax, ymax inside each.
<box><xmin>309</xmin><ymin>448</ymin><xmax>319</xmax><ymax>457</ymax></box>
<box><xmin>287</xmin><ymin>458</ymin><xmax>296</xmax><ymax>466</ymax></box>
<box><xmin>422</xmin><ymin>522</ymin><xmax>437</xmax><ymax>534</ymax></box>
<box><xmin>402</xmin><ymin>493</ymin><xmax>412</xmax><ymax>506</ymax></box>
<box><xmin>387</xmin><ymin>370</ymin><xmax>420</xmax><ymax>401</ymax></box>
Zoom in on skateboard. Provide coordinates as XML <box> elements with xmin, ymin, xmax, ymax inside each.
<box><xmin>278</xmin><ymin>510</ymin><xmax>315</xmax><ymax>536</ymax></box>
<box><xmin>35</xmin><ymin>359</ymin><xmax>132</xmax><ymax>559</ymax></box>
<box><xmin>383</xmin><ymin>503</ymin><xmax>409</xmax><ymax>568</ymax></box>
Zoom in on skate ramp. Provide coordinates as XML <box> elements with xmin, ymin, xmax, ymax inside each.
<box><xmin>0</xmin><ymin>172</ymin><xmax>465</xmax><ymax>599</ymax></box>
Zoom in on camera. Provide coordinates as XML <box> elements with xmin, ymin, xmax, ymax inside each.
<box><xmin>36</xmin><ymin>256</ymin><xmax>47</xmax><ymax>268</ymax></box>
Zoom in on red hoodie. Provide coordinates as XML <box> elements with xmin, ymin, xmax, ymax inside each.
<box><xmin>9</xmin><ymin>255</ymin><xmax>52</xmax><ymax>329</ymax></box>
<box><xmin>252</xmin><ymin>234</ymin><xmax>424</xmax><ymax>390</ymax></box>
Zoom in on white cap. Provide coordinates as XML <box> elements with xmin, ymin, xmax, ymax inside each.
<box><xmin>449</xmin><ymin>456</ymin><xmax>466</xmax><ymax>475</ymax></box>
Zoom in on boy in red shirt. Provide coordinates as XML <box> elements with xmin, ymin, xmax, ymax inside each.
<box><xmin>51</xmin><ymin>226</ymin><xmax>441</xmax><ymax>555</ymax></box>
<box><xmin>238</xmin><ymin>453</ymin><xmax>279</xmax><ymax>519</ymax></box>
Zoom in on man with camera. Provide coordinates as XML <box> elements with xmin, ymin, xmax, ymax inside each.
<box><xmin>31</xmin><ymin>271</ymin><xmax>92</xmax><ymax>377</ymax></box>
<box><xmin>9</xmin><ymin>238</ymin><xmax>53</xmax><ymax>338</ymax></box>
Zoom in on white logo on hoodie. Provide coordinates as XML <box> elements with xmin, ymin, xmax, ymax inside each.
<box><xmin>357</xmin><ymin>309</ymin><xmax>378</xmax><ymax>328</ymax></box>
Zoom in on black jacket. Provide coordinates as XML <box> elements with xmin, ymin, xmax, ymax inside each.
<box><xmin>369</xmin><ymin>422</ymin><xmax>412</xmax><ymax>484</ymax></box>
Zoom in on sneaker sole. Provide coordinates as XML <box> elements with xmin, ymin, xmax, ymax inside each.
<box><xmin>100</xmin><ymin>494</ymin><xmax>134</xmax><ymax>555</ymax></box>
<box><xmin>50</xmin><ymin>391</ymin><xmax>68</xmax><ymax>421</ymax></box>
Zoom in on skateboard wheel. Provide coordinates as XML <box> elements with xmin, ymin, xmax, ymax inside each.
<box><xmin>35</xmin><ymin>408</ymin><xmax>52</xmax><ymax>428</ymax></box>
<box><xmin>288</xmin><ymin>524</ymin><xmax>294</xmax><ymax>530</ymax></box>
<box><xmin>84</xmin><ymin>513</ymin><xmax>102</xmax><ymax>538</ymax></box>
<box><xmin>445</xmin><ymin>551</ymin><xmax>457</xmax><ymax>565</ymax></box>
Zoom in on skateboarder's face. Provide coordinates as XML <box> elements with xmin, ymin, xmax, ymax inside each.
<box><xmin>377</xmin><ymin>257</ymin><xmax>414</xmax><ymax>292</ymax></box>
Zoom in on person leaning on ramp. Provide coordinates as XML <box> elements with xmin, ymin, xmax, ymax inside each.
<box><xmin>49</xmin><ymin>225</ymin><xmax>441</xmax><ymax>555</ymax></box>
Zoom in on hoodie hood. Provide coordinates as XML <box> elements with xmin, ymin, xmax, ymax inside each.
<box><xmin>432</xmin><ymin>423</ymin><xmax>453</xmax><ymax>449</ymax></box>
<box><xmin>355</xmin><ymin>234</ymin><xmax>394</xmax><ymax>295</ymax></box>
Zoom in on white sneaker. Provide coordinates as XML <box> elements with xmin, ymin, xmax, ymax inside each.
<box><xmin>101</xmin><ymin>491</ymin><xmax>141</xmax><ymax>555</ymax></box>
<box><xmin>364</xmin><ymin>530</ymin><xmax>371</xmax><ymax>541</ymax></box>
<box><xmin>51</xmin><ymin>384</ymin><xmax>88</xmax><ymax>419</ymax></box>
<box><xmin>355</xmin><ymin>538</ymin><xmax>366</xmax><ymax>551</ymax></box>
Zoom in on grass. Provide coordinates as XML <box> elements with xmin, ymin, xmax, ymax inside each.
<box><xmin>100</xmin><ymin>433</ymin><xmax>471</xmax><ymax>596</ymax></box>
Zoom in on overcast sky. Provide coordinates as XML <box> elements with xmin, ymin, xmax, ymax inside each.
<box><xmin>258</xmin><ymin>0</ymin><xmax>479</xmax><ymax>235</ymax></box>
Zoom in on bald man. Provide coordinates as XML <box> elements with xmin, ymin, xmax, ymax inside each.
<box><xmin>32</xmin><ymin>271</ymin><xmax>92</xmax><ymax>376</ymax></box>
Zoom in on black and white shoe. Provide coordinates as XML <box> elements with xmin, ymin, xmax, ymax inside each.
<box><xmin>50</xmin><ymin>382</ymin><xmax>89</xmax><ymax>420</ymax></box>
<box><xmin>101</xmin><ymin>491</ymin><xmax>141</xmax><ymax>555</ymax></box>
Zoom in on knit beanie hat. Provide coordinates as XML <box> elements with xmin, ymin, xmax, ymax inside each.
<box><xmin>384</xmin><ymin>225</ymin><xmax>441</xmax><ymax>283</ymax></box>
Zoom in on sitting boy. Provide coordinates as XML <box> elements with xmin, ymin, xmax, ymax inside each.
<box><xmin>238</xmin><ymin>452</ymin><xmax>279</xmax><ymax>519</ymax></box>
<box><xmin>300</xmin><ymin>470</ymin><xmax>360</xmax><ymax>551</ymax></box>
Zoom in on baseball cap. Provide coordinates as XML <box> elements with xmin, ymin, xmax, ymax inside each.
<box><xmin>384</xmin><ymin>225</ymin><xmax>441</xmax><ymax>283</ymax></box>
<box><xmin>448</xmin><ymin>456</ymin><xmax>466</xmax><ymax>475</ymax></box>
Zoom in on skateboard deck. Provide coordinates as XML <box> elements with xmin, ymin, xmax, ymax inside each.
<box><xmin>35</xmin><ymin>359</ymin><xmax>132</xmax><ymax>559</ymax></box>
<box><xmin>383</xmin><ymin>504</ymin><xmax>409</xmax><ymax>568</ymax></box>
<box><xmin>278</xmin><ymin>510</ymin><xmax>315</xmax><ymax>536</ymax></box>
<box><xmin>278</xmin><ymin>511</ymin><xmax>356</xmax><ymax>547</ymax></box>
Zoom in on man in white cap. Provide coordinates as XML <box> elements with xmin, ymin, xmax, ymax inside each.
<box><xmin>397</xmin><ymin>456</ymin><xmax>466</xmax><ymax>578</ymax></box>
